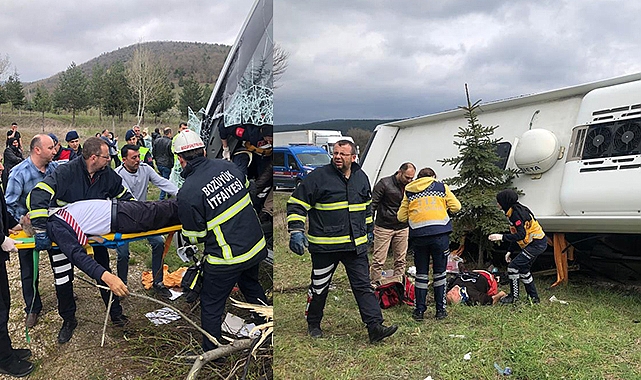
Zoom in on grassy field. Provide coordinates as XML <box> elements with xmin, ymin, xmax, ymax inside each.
<box><xmin>0</xmin><ymin>112</ymin><xmax>273</xmax><ymax>379</ymax></box>
<box><xmin>272</xmin><ymin>192</ymin><xmax>641</xmax><ymax>380</ymax></box>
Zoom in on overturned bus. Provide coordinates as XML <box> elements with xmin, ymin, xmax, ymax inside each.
<box><xmin>361</xmin><ymin>73</ymin><xmax>641</xmax><ymax>283</ymax></box>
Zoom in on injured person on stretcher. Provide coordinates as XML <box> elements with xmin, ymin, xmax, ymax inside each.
<box><xmin>22</xmin><ymin>198</ymin><xmax>180</xmax><ymax>297</ymax></box>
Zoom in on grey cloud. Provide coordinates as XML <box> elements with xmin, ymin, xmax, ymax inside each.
<box><xmin>1</xmin><ymin>0</ymin><xmax>254</xmax><ymax>82</ymax></box>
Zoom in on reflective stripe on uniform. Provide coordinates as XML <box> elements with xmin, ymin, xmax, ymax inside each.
<box><xmin>206</xmin><ymin>236</ymin><xmax>266</xmax><ymax>265</ymax></box>
<box><xmin>314</xmin><ymin>201</ymin><xmax>348</xmax><ymax>211</ymax></box>
<box><xmin>286</xmin><ymin>214</ymin><xmax>306</xmax><ymax>223</ymax></box>
<box><xmin>287</xmin><ymin>196</ymin><xmax>311</xmax><ymax>210</ymax></box>
<box><xmin>354</xmin><ymin>235</ymin><xmax>367</xmax><ymax>246</ymax></box>
<box><xmin>308</xmin><ymin>234</ymin><xmax>352</xmax><ymax>244</ymax></box>
<box><xmin>29</xmin><ymin>209</ymin><xmax>49</xmax><ymax>220</ymax></box>
<box><xmin>365</xmin><ymin>216</ymin><xmax>373</xmax><ymax>224</ymax></box>
<box><xmin>34</xmin><ymin>182</ymin><xmax>55</xmax><ymax>196</ymax></box>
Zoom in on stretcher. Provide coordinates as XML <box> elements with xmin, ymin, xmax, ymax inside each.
<box><xmin>13</xmin><ymin>225</ymin><xmax>183</xmax><ymax>250</ymax></box>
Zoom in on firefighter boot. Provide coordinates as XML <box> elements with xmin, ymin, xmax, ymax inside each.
<box><xmin>500</xmin><ymin>277</ymin><xmax>520</xmax><ymax>304</ymax></box>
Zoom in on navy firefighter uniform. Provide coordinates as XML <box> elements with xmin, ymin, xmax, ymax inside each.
<box><xmin>177</xmin><ymin>154</ymin><xmax>267</xmax><ymax>351</ymax></box>
<box><xmin>287</xmin><ymin>158</ymin><xmax>397</xmax><ymax>341</ymax></box>
<box><xmin>28</xmin><ymin>152</ymin><xmax>133</xmax><ymax>327</ymax></box>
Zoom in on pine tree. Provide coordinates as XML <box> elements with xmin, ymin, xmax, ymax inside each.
<box><xmin>33</xmin><ymin>86</ymin><xmax>52</xmax><ymax>131</ymax></box>
<box><xmin>102</xmin><ymin>62</ymin><xmax>130</xmax><ymax>122</ymax></box>
<box><xmin>4</xmin><ymin>72</ymin><xmax>25</xmax><ymax>110</ymax></box>
<box><xmin>53</xmin><ymin>62</ymin><xmax>90</xmax><ymax>124</ymax></box>
<box><xmin>179</xmin><ymin>76</ymin><xmax>206</xmax><ymax>117</ymax></box>
<box><xmin>439</xmin><ymin>85</ymin><xmax>517</xmax><ymax>267</ymax></box>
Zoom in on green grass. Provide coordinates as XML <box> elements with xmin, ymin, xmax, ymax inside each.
<box><xmin>273</xmin><ymin>192</ymin><xmax>641</xmax><ymax>380</ymax></box>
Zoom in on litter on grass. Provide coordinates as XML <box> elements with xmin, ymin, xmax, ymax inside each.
<box><xmin>221</xmin><ymin>313</ymin><xmax>260</xmax><ymax>338</ymax></box>
<box><xmin>549</xmin><ymin>295</ymin><xmax>569</xmax><ymax>305</ymax></box>
<box><xmin>145</xmin><ymin>307</ymin><xmax>181</xmax><ymax>326</ymax></box>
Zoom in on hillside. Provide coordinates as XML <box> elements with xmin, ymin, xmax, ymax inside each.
<box><xmin>275</xmin><ymin>119</ymin><xmax>397</xmax><ymax>135</ymax></box>
<box><xmin>25</xmin><ymin>41</ymin><xmax>231</xmax><ymax>92</ymax></box>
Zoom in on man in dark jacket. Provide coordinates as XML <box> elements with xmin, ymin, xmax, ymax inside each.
<box><xmin>28</xmin><ymin>137</ymin><xmax>133</xmax><ymax>343</ymax></box>
<box><xmin>0</xmin><ymin>172</ymin><xmax>34</xmax><ymax>377</ymax></box>
<box><xmin>152</xmin><ymin>127</ymin><xmax>174</xmax><ymax>200</ymax></box>
<box><xmin>287</xmin><ymin>140</ymin><xmax>398</xmax><ymax>343</ymax></box>
<box><xmin>369</xmin><ymin>162</ymin><xmax>415</xmax><ymax>286</ymax></box>
<box><xmin>174</xmin><ymin>130</ymin><xmax>268</xmax><ymax>352</ymax></box>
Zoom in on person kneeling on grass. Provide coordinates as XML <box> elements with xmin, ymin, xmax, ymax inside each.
<box><xmin>488</xmin><ymin>189</ymin><xmax>546</xmax><ymax>304</ymax></box>
<box><xmin>23</xmin><ymin>198</ymin><xmax>180</xmax><ymax>299</ymax></box>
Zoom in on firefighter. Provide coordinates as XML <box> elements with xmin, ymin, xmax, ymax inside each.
<box><xmin>287</xmin><ymin>139</ymin><xmax>398</xmax><ymax>344</ymax></box>
<box><xmin>173</xmin><ymin>129</ymin><xmax>268</xmax><ymax>351</ymax></box>
<box><xmin>489</xmin><ymin>189</ymin><xmax>546</xmax><ymax>304</ymax></box>
<box><xmin>28</xmin><ymin>137</ymin><xmax>133</xmax><ymax>343</ymax></box>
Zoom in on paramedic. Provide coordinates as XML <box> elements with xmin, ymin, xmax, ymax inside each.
<box><xmin>287</xmin><ymin>139</ymin><xmax>398</xmax><ymax>343</ymax></box>
<box><xmin>28</xmin><ymin>137</ymin><xmax>133</xmax><ymax>343</ymax></box>
<box><xmin>369</xmin><ymin>162</ymin><xmax>415</xmax><ymax>286</ymax></box>
<box><xmin>489</xmin><ymin>189</ymin><xmax>546</xmax><ymax>304</ymax></box>
<box><xmin>173</xmin><ymin>129</ymin><xmax>268</xmax><ymax>352</ymax></box>
<box><xmin>397</xmin><ymin>167</ymin><xmax>461</xmax><ymax>321</ymax></box>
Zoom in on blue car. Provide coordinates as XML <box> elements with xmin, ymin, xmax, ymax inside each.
<box><xmin>273</xmin><ymin>145</ymin><xmax>331</xmax><ymax>188</ymax></box>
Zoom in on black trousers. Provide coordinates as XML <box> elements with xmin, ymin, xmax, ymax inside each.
<box><xmin>114</xmin><ymin>199</ymin><xmax>180</xmax><ymax>233</ymax></box>
<box><xmin>0</xmin><ymin>259</ymin><xmax>16</xmax><ymax>367</ymax></box>
<box><xmin>200</xmin><ymin>259</ymin><xmax>267</xmax><ymax>351</ymax></box>
<box><xmin>18</xmin><ymin>248</ymin><xmax>42</xmax><ymax>315</ymax></box>
<box><xmin>306</xmin><ymin>250</ymin><xmax>383</xmax><ymax>328</ymax></box>
<box><xmin>94</xmin><ymin>246</ymin><xmax>123</xmax><ymax>318</ymax></box>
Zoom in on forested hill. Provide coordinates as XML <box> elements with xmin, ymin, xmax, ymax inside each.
<box><xmin>26</xmin><ymin>41</ymin><xmax>231</xmax><ymax>92</ymax></box>
<box><xmin>275</xmin><ymin>119</ymin><xmax>397</xmax><ymax>134</ymax></box>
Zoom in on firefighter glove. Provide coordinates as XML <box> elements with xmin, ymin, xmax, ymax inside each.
<box><xmin>505</xmin><ymin>252</ymin><xmax>512</xmax><ymax>263</ymax></box>
<box><xmin>289</xmin><ymin>231</ymin><xmax>308</xmax><ymax>256</ymax></box>
<box><xmin>222</xmin><ymin>147</ymin><xmax>231</xmax><ymax>161</ymax></box>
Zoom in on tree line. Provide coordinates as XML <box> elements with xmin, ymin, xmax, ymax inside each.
<box><xmin>0</xmin><ymin>46</ymin><xmax>209</xmax><ymax>125</ymax></box>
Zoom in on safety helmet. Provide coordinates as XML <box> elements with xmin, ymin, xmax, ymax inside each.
<box><xmin>173</xmin><ymin>129</ymin><xmax>205</xmax><ymax>153</ymax></box>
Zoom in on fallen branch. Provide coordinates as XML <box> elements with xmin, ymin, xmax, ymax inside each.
<box><xmin>75</xmin><ymin>274</ymin><xmax>228</xmax><ymax>346</ymax></box>
<box><xmin>185</xmin><ymin>339</ymin><xmax>254</xmax><ymax>380</ymax></box>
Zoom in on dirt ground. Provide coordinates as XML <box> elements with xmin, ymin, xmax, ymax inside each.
<box><xmin>1</xmin><ymin>249</ymin><xmax>175</xmax><ymax>380</ymax></box>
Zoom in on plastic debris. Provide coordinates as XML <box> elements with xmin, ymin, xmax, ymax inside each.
<box><xmin>549</xmin><ymin>295</ymin><xmax>569</xmax><ymax>305</ymax></box>
<box><xmin>448</xmin><ymin>334</ymin><xmax>465</xmax><ymax>338</ymax></box>
<box><xmin>407</xmin><ymin>266</ymin><xmax>417</xmax><ymax>277</ymax></box>
<box><xmin>463</xmin><ymin>352</ymin><xmax>471</xmax><ymax>360</ymax></box>
<box><xmin>424</xmin><ymin>376</ymin><xmax>433</xmax><ymax>380</ymax></box>
<box><xmin>494</xmin><ymin>363</ymin><xmax>512</xmax><ymax>376</ymax></box>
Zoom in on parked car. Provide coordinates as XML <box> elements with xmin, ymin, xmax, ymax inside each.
<box><xmin>273</xmin><ymin>145</ymin><xmax>331</xmax><ymax>188</ymax></box>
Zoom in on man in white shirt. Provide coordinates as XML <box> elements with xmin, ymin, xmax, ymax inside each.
<box><xmin>114</xmin><ymin>144</ymin><xmax>178</xmax><ymax>298</ymax></box>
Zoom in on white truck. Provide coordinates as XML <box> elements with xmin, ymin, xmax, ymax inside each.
<box><xmin>274</xmin><ymin>130</ymin><xmax>356</xmax><ymax>155</ymax></box>
<box><xmin>361</xmin><ymin>73</ymin><xmax>641</xmax><ymax>274</ymax></box>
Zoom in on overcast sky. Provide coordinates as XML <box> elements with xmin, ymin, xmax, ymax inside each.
<box><xmin>275</xmin><ymin>1</ymin><xmax>641</xmax><ymax>125</ymax></box>
<box><xmin>0</xmin><ymin>0</ymin><xmax>255</xmax><ymax>82</ymax></box>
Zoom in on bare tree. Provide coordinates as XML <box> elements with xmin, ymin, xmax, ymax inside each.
<box><xmin>126</xmin><ymin>43</ymin><xmax>166</xmax><ymax>125</ymax></box>
<box><xmin>273</xmin><ymin>43</ymin><xmax>289</xmax><ymax>88</ymax></box>
<box><xmin>0</xmin><ymin>54</ymin><xmax>10</xmax><ymax>80</ymax></box>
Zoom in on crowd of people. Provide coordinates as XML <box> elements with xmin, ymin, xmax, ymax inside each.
<box><xmin>286</xmin><ymin>140</ymin><xmax>547</xmax><ymax>344</ymax></box>
<box><xmin>0</xmin><ymin>121</ymin><xmax>273</xmax><ymax>377</ymax></box>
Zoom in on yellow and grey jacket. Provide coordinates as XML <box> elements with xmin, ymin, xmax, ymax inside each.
<box><xmin>287</xmin><ymin>162</ymin><xmax>373</xmax><ymax>255</ymax></box>
<box><xmin>397</xmin><ymin>176</ymin><xmax>461</xmax><ymax>237</ymax></box>
<box><xmin>504</xmin><ymin>204</ymin><xmax>545</xmax><ymax>250</ymax></box>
